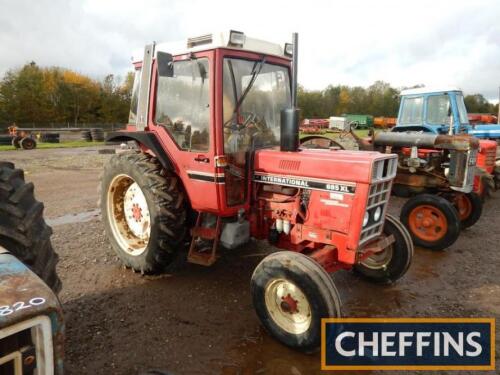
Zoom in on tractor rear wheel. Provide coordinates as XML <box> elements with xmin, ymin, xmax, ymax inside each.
<box><xmin>0</xmin><ymin>162</ymin><xmax>61</xmax><ymax>292</ymax></box>
<box><xmin>354</xmin><ymin>214</ymin><xmax>413</xmax><ymax>283</ymax></box>
<box><xmin>20</xmin><ymin>137</ymin><xmax>36</xmax><ymax>150</ymax></box>
<box><xmin>400</xmin><ymin>194</ymin><xmax>460</xmax><ymax>251</ymax></box>
<box><xmin>11</xmin><ymin>136</ymin><xmax>22</xmax><ymax>149</ymax></box>
<box><xmin>101</xmin><ymin>152</ymin><xmax>188</xmax><ymax>274</ymax></box>
<box><xmin>452</xmin><ymin>192</ymin><xmax>482</xmax><ymax>229</ymax></box>
<box><xmin>251</xmin><ymin>251</ymin><xmax>341</xmax><ymax>352</ymax></box>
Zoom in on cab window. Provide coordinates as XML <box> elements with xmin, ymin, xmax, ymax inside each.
<box><xmin>129</xmin><ymin>69</ymin><xmax>141</xmax><ymax>124</ymax></box>
<box><xmin>400</xmin><ymin>96</ymin><xmax>423</xmax><ymax>125</ymax></box>
<box><xmin>155</xmin><ymin>58</ymin><xmax>210</xmax><ymax>151</ymax></box>
<box><xmin>426</xmin><ymin>94</ymin><xmax>451</xmax><ymax>125</ymax></box>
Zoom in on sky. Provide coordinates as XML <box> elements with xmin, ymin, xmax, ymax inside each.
<box><xmin>0</xmin><ymin>0</ymin><xmax>499</xmax><ymax>102</ymax></box>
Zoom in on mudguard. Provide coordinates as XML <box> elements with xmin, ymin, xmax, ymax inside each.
<box><xmin>106</xmin><ymin>131</ymin><xmax>175</xmax><ymax>171</ymax></box>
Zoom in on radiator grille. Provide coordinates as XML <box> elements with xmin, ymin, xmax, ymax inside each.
<box><xmin>360</xmin><ymin>179</ymin><xmax>392</xmax><ymax>244</ymax></box>
<box><xmin>485</xmin><ymin>148</ymin><xmax>496</xmax><ymax>168</ymax></box>
<box><xmin>372</xmin><ymin>157</ymin><xmax>397</xmax><ymax>181</ymax></box>
<box><xmin>0</xmin><ymin>316</ymin><xmax>53</xmax><ymax>375</ymax></box>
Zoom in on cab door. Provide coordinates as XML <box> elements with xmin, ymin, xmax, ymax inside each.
<box><xmin>149</xmin><ymin>50</ymin><xmax>221</xmax><ymax>212</ymax></box>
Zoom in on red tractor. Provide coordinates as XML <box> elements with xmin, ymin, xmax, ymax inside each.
<box><xmin>101</xmin><ymin>32</ymin><xmax>413</xmax><ymax>351</ymax></box>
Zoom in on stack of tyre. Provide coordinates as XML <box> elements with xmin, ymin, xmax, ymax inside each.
<box><xmin>0</xmin><ymin>135</ymin><xmax>13</xmax><ymax>146</ymax></box>
<box><xmin>81</xmin><ymin>128</ymin><xmax>105</xmax><ymax>142</ymax></box>
<box><xmin>91</xmin><ymin>128</ymin><xmax>105</xmax><ymax>141</ymax></box>
<box><xmin>40</xmin><ymin>133</ymin><xmax>60</xmax><ymax>143</ymax></box>
<box><xmin>81</xmin><ymin>130</ymin><xmax>92</xmax><ymax>141</ymax></box>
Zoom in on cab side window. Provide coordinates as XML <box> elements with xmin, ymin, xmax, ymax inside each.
<box><xmin>129</xmin><ymin>69</ymin><xmax>141</xmax><ymax>124</ymax></box>
<box><xmin>155</xmin><ymin>58</ymin><xmax>210</xmax><ymax>151</ymax></box>
<box><xmin>400</xmin><ymin>96</ymin><xmax>423</xmax><ymax>125</ymax></box>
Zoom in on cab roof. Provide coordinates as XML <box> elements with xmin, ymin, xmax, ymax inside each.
<box><xmin>132</xmin><ymin>31</ymin><xmax>290</xmax><ymax>63</ymax></box>
<box><xmin>400</xmin><ymin>86</ymin><xmax>462</xmax><ymax>96</ymax></box>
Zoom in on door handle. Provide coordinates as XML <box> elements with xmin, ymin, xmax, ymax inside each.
<box><xmin>194</xmin><ymin>155</ymin><xmax>210</xmax><ymax>163</ymax></box>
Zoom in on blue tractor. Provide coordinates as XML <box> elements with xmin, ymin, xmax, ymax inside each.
<box><xmin>392</xmin><ymin>87</ymin><xmax>500</xmax><ymax>139</ymax></box>
<box><xmin>392</xmin><ymin>87</ymin><xmax>500</xmax><ymax>197</ymax></box>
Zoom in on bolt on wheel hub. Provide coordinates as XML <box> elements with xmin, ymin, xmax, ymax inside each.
<box><xmin>264</xmin><ymin>278</ymin><xmax>311</xmax><ymax>334</ymax></box>
<box><xmin>107</xmin><ymin>174</ymin><xmax>151</xmax><ymax>256</ymax></box>
<box><xmin>123</xmin><ymin>182</ymin><xmax>150</xmax><ymax>238</ymax></box>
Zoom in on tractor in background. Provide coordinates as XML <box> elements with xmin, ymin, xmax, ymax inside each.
<box><xmin>301</xmin><ymin>131</ymin><xmax>482</xmax><ymax>251</ymax></box>
<box><xmin>8</xmin><ymin>126</ymin><xmax>37</xmax><ymax>150</ymax></box>
<box><xmin>0</xmin><ymin>162</ymin><xmax>63</xmax><ymax>374</ymax></box>
<box><xmin>392</xmin><ymin>87</ymin><xmax>500</xmax><ymax>195</ymax></box>
<box><xmin>101</xmin><ymin>31</ymin><xmax>413</xmax><ymax>351</ymax></box>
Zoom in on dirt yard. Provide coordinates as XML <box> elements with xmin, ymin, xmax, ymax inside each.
<box><xmin>3</xmin><ymin>146</ymin><xmax>499</xmax><ymax>375</ymax></box>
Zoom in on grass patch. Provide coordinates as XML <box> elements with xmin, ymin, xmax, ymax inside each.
<box><xmin>0</xmin><ymin>140</ymin><xmax>105</xmax><ymax>151</ymax></box>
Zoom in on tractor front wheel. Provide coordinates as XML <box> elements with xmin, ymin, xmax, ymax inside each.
<box><xmin>452</xmin><ymin>192</ymin><xmax>482</xmax><ymax>229</ymax></box>
<box><xmin>251</xmin><ymin>251</ymin><xmax>341</xmax><ymax>352</ymax></box>
<box><xmin>400</xmin><ymin>194</ymin><xmax>460</xmax><ymax>251</ymax></box>
<box><xmin>101</xmin><ymin>152</ymin><xmax>188</xmax><ymax>274</ymax></box>
<box><xmin>354</xmin><ymin>214</ymin><xmax>413</xmax><ymax>283</ymax></box>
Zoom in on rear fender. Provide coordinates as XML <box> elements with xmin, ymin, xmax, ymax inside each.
<box><xmin>106</xmin><ymin>131</ymin><xmax>175</xmax><ymax>171</ymax></box>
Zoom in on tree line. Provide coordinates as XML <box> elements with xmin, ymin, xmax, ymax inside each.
<box><xmin>0</xmin><ymin>63</ymin><xmax>497</xmax><ymax>127</ymax></box>
<box><xmin>0</xmin><ymin>62</ymin><xmax>134</xmax><ymax>127</ymax></box>
<box><xmin>298</xmin><ymin>81</ymin><xmax>499</xmax><ymax>119</ymax></box>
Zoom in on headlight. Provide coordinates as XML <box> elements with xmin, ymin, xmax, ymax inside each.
<box><xmin>373</xmin><ymin>206</ymin><xmax>382</xmax><ymax>222</ymax></box>
<box><xmin>363</xmin><ymin>212</ymin><xmax>369</xmax><ymax>227</ymax></box>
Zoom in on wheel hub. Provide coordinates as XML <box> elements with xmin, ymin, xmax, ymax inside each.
<box><xmin>123</xmin><ymin>182</ymin><xmax>150</xmax><ymax>239</ymax></box>
<box><xmin>408</xmin><ymin>205</ymin><xmax>447</xmax><ymax>242</ymax></box>
<box><xmin>280</xmin><ymin>294</ymin><xmax>298</xmax><ymax>314</ymax></box>
<box><xmin>107</xmin><ymin>175</ymin><xmax>151</xmax><ymax>256</ymax></box>
<box><xmin>264</xmin><ymin>279</ymin><xmax>311</xmax><ymax>335</ymax></box>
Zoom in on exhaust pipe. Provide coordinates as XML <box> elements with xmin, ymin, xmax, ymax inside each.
<box><xmin>280</xmin><ymin>33</ymin><xmax>300</xmax><ymax>152</ymax></box>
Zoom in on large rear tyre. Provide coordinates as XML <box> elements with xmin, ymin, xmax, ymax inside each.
<box><xmin>452</xmin><ymin>192</ymin><xmax>482</xmax><ymax>229</ymax></box>
<box><xmin>354</xmin><ymin>214</ymin><xmax>413</xmax><ymax>283</ymax></box>
<box><xmin>20</xmin><ymin>137</ymin><xmax>36</xmax><ymax>150</ymax></box>
<box><xmin>400</xmin><ymin>194</ymin><xmax>460</xmax><ymax>251</ymax></box>
<box><xmin>100</xmin><ymin>152</ymin><xmax>188</xmax><ymax>274</ymax></box>
<box><xmin>0</xmin><ymin>162</ymin><xmax>61</xmax><ymax>292</ymax></box>
<box><xmin>251</xmin><ymin>251</ymin><xmax>341</xmax><ymax>352</ymax></box>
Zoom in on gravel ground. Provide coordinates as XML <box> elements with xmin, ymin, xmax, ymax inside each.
<box><xmin>2</xmin><ymin>146</ymin><xmax>499</xmax><ymax>375</ymax></box>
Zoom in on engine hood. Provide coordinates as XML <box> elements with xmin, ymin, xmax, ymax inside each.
<box><xmin>254</xmin><ymin>147</ymin><xmax>396</xmax><ymax>185</ymax></box>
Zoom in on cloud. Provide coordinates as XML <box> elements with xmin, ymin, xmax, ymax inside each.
<box><xmin>0</xmin><ymin>0</ymin><xmax>499</xmax><ymax>101</ymax></box>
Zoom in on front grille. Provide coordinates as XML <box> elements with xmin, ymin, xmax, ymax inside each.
<box><xmin>372</xmin><ymin>157</ymin><xmax>397</xmax><ymax>181</ymax></box>
<box><xmin>360</xmin><ymin>179</ymin><xmax>392</xmax><ymax>244</ymax></box>
<box><xmin>0</xmin><ymin>316</ymin><xmax>53</xmax><ymax>375</ymax></box>
<box><xmin>484</xmin><ymin>148</ymin><xmax>496</xmax><ymax>168</ymax></box>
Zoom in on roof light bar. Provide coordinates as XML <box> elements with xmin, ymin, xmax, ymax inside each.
<box><xmin>228</xmin><ymin>30</ymin><xmax>245</xmax><ymax>47</ymax></box>
<box><xmin>187</xmin><ymin>34</ymin><xmax>213</xmax><ymax>48</ymax></box>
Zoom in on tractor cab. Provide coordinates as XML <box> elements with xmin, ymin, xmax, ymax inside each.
<box><xmin>393</xmin><ymin>87</ymin><xmax>500</xmax><ymax>140</ymax></box>
<box><xmin>126</xmin><ymin>31</ymin><xmax>293</xmax><ymax>216</ymax></box>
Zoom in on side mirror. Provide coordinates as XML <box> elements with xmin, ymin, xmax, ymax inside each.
<box><xmin>157</xmin><ymin>51</ymin><xmax>174</xmax><ymax>77</ymax></box>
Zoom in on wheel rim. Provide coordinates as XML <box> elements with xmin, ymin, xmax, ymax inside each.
<box><xmin>359</xmin><ymin>239</ymin><xmax>394</xmax><ymax>270</ymax></box>
<box><xmin>264</xmin><ymin>278</ymin><xmax>312</xmax><ymax>335</ymax></box>
<box><xmin>454</xmin><ymin>194</ymin><xmax>472</xmax><ymax>221</ymax></box>
<box><xmin>107</xmin><ymin>174</ymin><xmax>151</xmax><ymax>256</ymax></box>
<box><xmin>408</xmin><ymin>205</ymin><xmax>448</xmax><ymax>242</ymax></box>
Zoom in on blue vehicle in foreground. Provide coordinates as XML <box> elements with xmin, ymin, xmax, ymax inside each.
<box><xmin>392</xmin><ymin>87</ymin><xmax>500</xmax><ymax>140</ymax></box>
